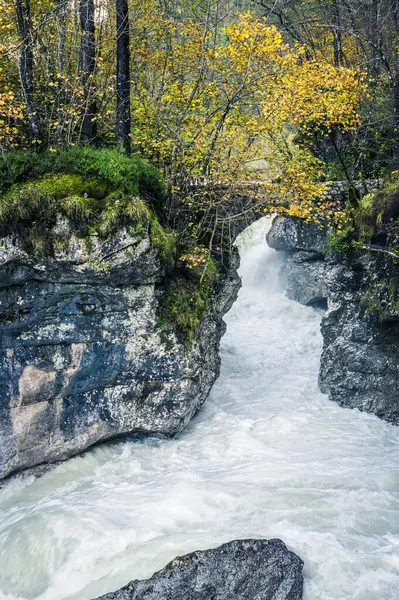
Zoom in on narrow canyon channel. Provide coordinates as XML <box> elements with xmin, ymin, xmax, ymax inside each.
<box><xmin>0</xmin><ymin>218</ymin><xmax>398</xmax><ymax>600</ymax></box>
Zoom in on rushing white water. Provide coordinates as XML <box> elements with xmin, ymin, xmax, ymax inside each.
<box><xmin>0</xmin><ymin>218</ymin><xmax>399</xmax><ymax>600</ymax></box>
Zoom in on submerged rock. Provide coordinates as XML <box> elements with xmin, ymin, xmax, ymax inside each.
<box><xmin>94</xmin><ymin>539</ymin><xmax>304</xmax><ymax>600</ymax></box>
<box><xmin>0</xmin><ymin>224</ymin><xmax>241</xmax><ymax>480</ymax></box>
<box><xmin>267</xmin><ymin>214</ymin><xmax>399</xmax><ymax>424</ymax></box>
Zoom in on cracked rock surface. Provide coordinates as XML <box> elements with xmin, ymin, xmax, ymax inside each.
<box><xmin>94</xmin><ymin>539</ymin><xmax>304</xmax><ymax>600</ymax></box>
<box><xmin>0</xmin><ymin>223</ymin><xmax>240</xmax><ymax>479</ymax></box>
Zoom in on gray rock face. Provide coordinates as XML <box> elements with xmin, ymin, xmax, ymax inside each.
<box><xmin>268</xmin><ymin>217</ymin><xmax>328</xmax><ymax>307</ymax></box>
<box><xmin>267</xmin><ymin>215</ymin><xmax>399</xmax><ymax>424</ymax></box>
<box><xmin>0</xmin><ymin>223</ymin><xmax>241</xmax><ymax>480</ymax></box>
<box><xmin>319</xmin><ymin>250</ymin><xmax>399</xmax><ymax>423</ymax></box>
<box><xmin>94</xmin><ymin>539</ymin><xmax>304</xmax><ymax>600</ymax></box>
<box><xmin>283</xmin><ymin>253</ymin><xmax>328</xmax><ymax>307</ymax></box>
<box><xmin>266</xmin><ymin>215</ymin><xmax>326</xmax><ymax>255</ymax></box>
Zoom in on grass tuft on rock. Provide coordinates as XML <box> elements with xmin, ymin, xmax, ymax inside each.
<box><xmin>150</xmin><ymin>218</ymin><xmax>178</xmax><ymax>268</ymax></box>
<box><xmin>0</xmin><ymin>148</ymin><xmax>173</xmax><ymax>258</ymax></box>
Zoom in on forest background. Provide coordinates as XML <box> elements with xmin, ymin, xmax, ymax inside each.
<box><xmin>1</xmin><ymin>0</ymin><xmax>399</xmax><ymax>237</ymax></box>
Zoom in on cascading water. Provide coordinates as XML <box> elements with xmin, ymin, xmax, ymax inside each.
<box><xmin>0</xmin><ymin>218</ymin><xmax>398</xmax><ymax>600</ymax></box>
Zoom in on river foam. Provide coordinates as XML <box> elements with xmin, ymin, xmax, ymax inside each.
<box><xmin>0</xmin><ymin>218</ymin><xmax>398</xmax><ymax>600</ymax></box>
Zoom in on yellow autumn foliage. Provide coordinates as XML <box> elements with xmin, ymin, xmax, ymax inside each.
<box><xmin>0</xmin><ymin>1</ymin><xmax>366</xmax><ymax>228</ymax></box>
<box><xmin>129</xmin><ymin>7</ymin><xmax>365</xmax><ymax>225</ymax></box>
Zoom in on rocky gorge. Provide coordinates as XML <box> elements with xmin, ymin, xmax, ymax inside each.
<box><xmin>0</xmin><ymin>154</ymin><xmax>397</xmax><ymax>600</ymax></box>
<box><xmin>0</xmin><ymin>215</ymin><xmax>398</xmax><ymax>600</ymax></box>
<box><xmin>267</xmin><ymin>210</ymin><xmax>399</xmax><ymax>424</ymax></box>
<box><xmin>0</xmin><ymin>167</ymin><xmax>394</xmax><ymax>483</ymax></box>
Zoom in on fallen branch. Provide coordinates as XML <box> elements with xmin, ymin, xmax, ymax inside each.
<box><xmin>354</xmin><ymin>241</ymin><xmax>399</xmax><ymax>259</ymax></box>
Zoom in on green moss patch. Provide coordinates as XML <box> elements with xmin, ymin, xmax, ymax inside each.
<box><xmin>0</xmin><ymin>148</ymin><xmax>173</xmax><ymax>258</ymax></box>
<box><xmin>0</xmin><ymin>147</ymin><xmax>165</xmax><ymax>202</ymax></box>
<box><xmin>158</xmin><ymin>252</ymin><xmax>218</xmax><ymax>343</ymax></box>
<box><xmin>0</xmin><ymin>174</ymin><xmax>103</xmax><ymax>229</ymax></box>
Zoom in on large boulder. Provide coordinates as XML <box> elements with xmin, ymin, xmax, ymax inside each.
<box><xmin>266</xmin><ymin>216</ymin><xmax>326</xmax><ymax>255</ymax></box>
<box><xmin>94</xmin><ymin>539</ymin><xmax>304</xmax><ymax>600</ymax></box>
<box><xmin>0</xmin><ymin>222</ymin><xmax>240</xmax><ymax>479</ymax></box>
<box><xmin>283</xmin><ymin>252</ymin><xmax>328</xmax><ymax>307</ymax></box>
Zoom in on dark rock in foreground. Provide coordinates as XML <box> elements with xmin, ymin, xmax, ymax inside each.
<box><xmin>94</xmin><ymin>539</ymin><xmax>304</xmax><ymax>600</ymax></box>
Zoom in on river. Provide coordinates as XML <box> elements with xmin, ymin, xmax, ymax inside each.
<box><xmin>0</xmin><ymin>218</ymin><xmax>398</xmax><ymax>600</ymax></box>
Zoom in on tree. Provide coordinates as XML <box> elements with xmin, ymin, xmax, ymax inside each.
<box><xmin>79</xmin><ymin>0</ymin><xmax>97</xmax><ymax>142</ymax></box>
<box><xmin>15</xmin><ymin>0</ymin><xmax>42</xmax><ymax>142</ymax></box>
<box><xmin>253</xmin><ymin>0</ymin><xmax>399</xmax><ymax>175</ymax></box>
<box><xmin>392</xmin><ymin>0</ymin><xmax>399</xmax><ymax>159</ymax></box>
<box><xmin>1</xmin><ymin>0</ymin><xmax>365</xmax><ymax>235</ymax></box>
<box><xmin>116</xmin><ymin>0</ymin><xmax>131</xmax><ymax>153</ymax></box>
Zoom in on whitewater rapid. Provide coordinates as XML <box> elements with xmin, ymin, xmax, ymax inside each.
<box><xmin>0</xmin><ymin>218</ymin><xmax>399</xmax><ymax>600</ymax></box>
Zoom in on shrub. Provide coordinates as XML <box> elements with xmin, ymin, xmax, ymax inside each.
<box><xmin>158</xmin><ymin>251</ymin><xmax>218</xmax><ymax>343</ymax></box>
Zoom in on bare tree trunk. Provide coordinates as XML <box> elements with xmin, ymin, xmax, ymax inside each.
<box><xmin>392</xmin><ymin>0</ymin><xmax>399</xmax><ymax>163</ymax></box>
<box><xmin>116</xmin><ymin>0</ymin><xmax>131</xmax><ymax>154</ymax></box>
<box><xmin>57</xmin><ymin>0</ymin><xmax>68</xmax><ymax>76</ymax></box>
<box><xmin>331</xmin><ymin>1</ymin><xmax>343</xmax><ymax>66</ymax></box>
<box><xmin>15</xmin><ymin>0</ymin><xmax>42</xmax><ymax>142</ymax></box>
<box><xmin>79</xmin><ymin>0</ymin><xmax>97</xmax><ymax>142</ymax></box>
<box><xmin>52</xmin><ymin>0</ymin><xmax>69</xmax><ymax>143</ymax></box>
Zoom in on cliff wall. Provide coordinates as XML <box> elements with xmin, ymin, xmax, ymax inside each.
<box><xmin>267</xmin><ymin>215</ymin><xmax>399</xmax><ymax>424</ymax></box>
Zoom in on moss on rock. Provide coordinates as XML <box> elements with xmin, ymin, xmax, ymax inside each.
<box><xmin>158</xmin><ymin>253</ymin><xmax>218</xmax><ymax>343</ymax></box>
<box><xmin>0</xmin><ymin>147</ymin><xmax>165</xmax><ymax>201</ymax></box>
<box><xmin>0</xmin><ymin>174</ymin><xmax>105</xmax><ymax>230</ymax></box>
<box><xmin>0</xmin><ymin>148</ymin><xmax>175</xmax><ymax>260</ymax></box>
<box><xmin>0</xmin><ymin>147</ymin><xmax>222</xmax><ymax>337</ymax></box>
<box><xmin>354</xmin><ymin>174</ymin><xmax>399</xmax><ymax>241</ymax></box>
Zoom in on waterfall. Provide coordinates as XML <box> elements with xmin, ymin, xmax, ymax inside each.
<box><xmin>0</xmin><ymin>218</ymin><xmax>398</xmax><ymax>600</ymax></box>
